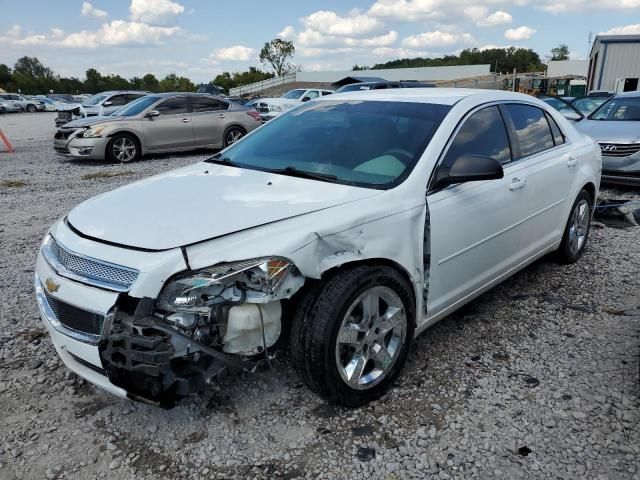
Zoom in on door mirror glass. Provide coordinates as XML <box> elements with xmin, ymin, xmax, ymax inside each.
<box><xmin>435</xmin><ymin>155</ymin><xmax>504</xmax><ymax>189</ymax></box>
<box><xmin>145</xmin><ymin>109</ymin><xmax>160</xmax><ymax>118</ymax></box>
<box><xmin>103</xmin><ymin>101</ymin><xmax>113</xmax><ymax>106</ymax></box>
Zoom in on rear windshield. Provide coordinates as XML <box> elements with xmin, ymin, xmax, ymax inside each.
<box><xmin>215</xmin><ymin>100</ymin><xmax>451</xmax><ymax>189</ymax></box>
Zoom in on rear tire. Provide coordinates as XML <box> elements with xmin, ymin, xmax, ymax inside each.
<box><xmin>223</xmin><ymin>126</ymin><xmax>246</xmax><ymax>148</ymax></box>
<box><xmin>290</xmin><ymin>265</ymin><xmax>415</xmax><ymax>407</ymax></box>
<box><xmin>556</xmin><ymin>189</ymin><xmax>592</xmax><ymax>264</ymax></box>
<box><xmin>106</xmin><ymin>133</ymin><xmax>140</xmax><ymax>163</ymax></box>
<box><xmin>27</xmin><ymin>104</ymin><xmax>37</xmax><ymax>113</ymax></box>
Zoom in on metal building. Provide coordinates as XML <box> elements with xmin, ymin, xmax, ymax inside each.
<box><xmin>588</xmin><ymin>34</ymin><xmax>640</xmax><ymax>93</ymax></box>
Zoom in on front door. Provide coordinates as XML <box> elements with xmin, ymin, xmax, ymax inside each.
<box><xmin>143</xmin><ymin>97</ymin><xmax>194</xmax><ymax>150</ymax></box>
<box><xmin>426</xmin><ymin>105</ymin><xmax>524</xmax><ymax>318</ymax></box>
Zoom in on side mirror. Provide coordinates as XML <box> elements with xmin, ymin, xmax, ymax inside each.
<box><xmin>561</xmin><ymin>110</ymin><xmax>583</xmax><ymax>122</ymax></box>
<box><xmin>145</xmin><ymin>110</ymin><xmax>160</xmax><ymax>119</ymax></box>
<box><xmin>301</xmin><ymin>96</ymin><xmax>311</xmax><ymax>102</ymax></box>
<box><xmin>103</xmin><ymin>101</ymin><xmax>113</xmax><ymax>106</ymax></box>
<box><xmin>434</xmin><ymin>155</ymin><xmax>504</xmax><ymax>189</ymax></box>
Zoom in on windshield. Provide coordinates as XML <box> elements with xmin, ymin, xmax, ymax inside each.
<box><xmin>83</xmin><ymin>94</ymin><xmax>109</xmax><ymax>106</ymax></box>
<box><xmin>110</xmin><ymin>95</ymin><xmax>160</xmax><ymax>116</ymax></box>
<box><xmin>214</xmin><ymin>100</ymin><xmax>451</xmax><ymax>189</ymax></box>
<box><xmin>590</xmin><ymin>96</ymin><xmax>640</xmax><ymax>121</ymax></box>
<box><xmin>281</xmin><ymin>89</ymin><xmax>306</xmax><ymax>99</ymax></box>
<box><xmin>571</xmin><ymin>97</ymin><xmax>607</xmax><ymax>115</ymax></box>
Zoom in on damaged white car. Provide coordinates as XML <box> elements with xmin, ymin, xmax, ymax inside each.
<box><xmin>35</xmin><ymin>89</ymin><xmax>601</xmax><ymax>407</ymax></box>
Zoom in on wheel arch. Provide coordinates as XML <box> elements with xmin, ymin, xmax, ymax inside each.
<box><xmin>106</xmin><ymin>130</ymin><xmax>144</xmax><ymax>155</ymax></box>
<box><xmin>581</xmin><ymin>181</ymin><xmax>596</xmax><ymax>205</ymax></box>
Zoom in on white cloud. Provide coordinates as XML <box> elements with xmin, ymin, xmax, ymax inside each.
<box><xmin>601</xmin><ymin>23</ymin><xmax>640</xmax><ymax>35</ymax></box>
<box><xmin>81</xmin><ymin>2</ymin><xmax>108</xmax><ymax>19</ymax></box>
<box><xmin>369</xmin><ymin>0</ymin><xmax>445</xmax><ymax>21</ymax></box>
<box><xmin>465</xmin><ymin>7</ymin><xmax>513</xmax><ymax>27</ymax></box>
<box><xmin>504</xmin><ymin>26</ymin><xmax>536</xmax><ymax>40</ymax></box>
<box><xmin>540</xmin><ymin>0</ymin><xmax>640</xmax><ymax>13</ymax></box>
<box><xmin>50</xmin><ymin>28</ymin><xmax>65</xmax><ymax>40</ymax></box>
<box><xmin>209</xmin><ymin>45</ymin><xmax>256</xmax><ymax>62</ymax></box>
<box><xmin>277</xmin><ymin>26</ymin><xmax>296</xmax><ymax>39</ymax></box>
<box><xmin>129</xmin><ymin>0</ymin><xmax>185</xmax><ymax>25</ymax></box>
<box><xmin>297</xmin><ymin>29</ymin><xmax>397</xmax><ymax>48</ymax></box>
<box><xmin>372</xmin><ymin>46</ymin><xmax>430</xmax><ymax>57</ymax></box>
<box><xmin>402</xmin><ymin>30</ymin><xmax>476</xmax><ymax>48</ymax></box>
<box><xmin>301</xmin><ymin>10</ymin><xmax>382</xmax><ymax>36</ymax></box>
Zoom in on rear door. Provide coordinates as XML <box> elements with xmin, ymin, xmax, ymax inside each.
<box><xmin>143</xmin><ymin>96</ymin><xmax>194</xmax><ymax>150</ymax></box>
<box><xmin>500</xmin><ymin>103</ymin><xmax>574</xmax><ymax>259</ymax></box>
<box><xmin>427</xmin><ymin>105</ymin><xmax>524</xmax><ymax>317</ymax></box>
<box><xmin>190</xmin><ymin>97</ymin><xmax>230</xmax><ymax>146</ymax></box>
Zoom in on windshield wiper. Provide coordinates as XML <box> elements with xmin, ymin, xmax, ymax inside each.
<box><xmin>270</xmin><ymin>166</ymin><xmax>338</xmax><ymax>183</ymax></box>
<box><xmin>205</xmin><ymin>156</ymin><xmax>235</xmax><ymax>166</ymax></box>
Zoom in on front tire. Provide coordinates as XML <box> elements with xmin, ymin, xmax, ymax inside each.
<box><xmin>290</xmin><ymin>265</ymin><xmax>415</xmax><ymax>407</ymax></box>
<box><xmin>556</xmin><ymin>189</ymin><xmax>592</xmax><ymax>264</ymax></box>
<box><xmin>106</xmin><ymin>134</ymin><xmax>139</xmax><ymax>163</ymax></box>
<box><xmin>26</xmin><ymin>104</ymin><xmax>37</xmax><ymax>113</ymax></box>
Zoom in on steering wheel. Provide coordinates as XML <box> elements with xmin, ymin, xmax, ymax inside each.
<box><xmin>381</xmin><ymin>148</ymin><xmax>415</xmax><ymax>166</ymax></box>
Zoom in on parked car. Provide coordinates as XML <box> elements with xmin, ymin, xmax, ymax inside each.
<box><xmin>33</xmin><ymin>97</ymin><xmax>58</xmax><ymax>112</ymax></box>
<box><xmin>81</xmin><ymin>91</ymin><xmax>148</xmax><ymax>117</ymax></box>
<box><xmin>570</xmin><ymin>96</ymin><xmax>609</xmax><ymax>116</ymax></box>
<box><xmin>576</xmin><ymin>91</ymin><xmax>640</xmax><ymax>186</ymax></box>
<box><xmin>335</xmin><ymin>81</ymin><xmax>435</xmax><ymax>93</ymax></box>
<box><xmin>250</xmin><ymin>88</ymin><xmax>334</xmax><ymax>122</ymax></box>
<box><xmin>0</xmin><ymin>93</ymin><xmax>42</xmax><ymax>112</ymax></box>
<box><xmin>53</xmin><ymin>93</ymin><xmax>261</xmax><ymax>161</ymax></box>
<box><xmin>538</xmin><ymin>95</ymin><xmax>584</xmax><ymax>122</ymax></box>
<box><xmin>0</xmin><ymin>99</ymin><xmax>21</xmax><ymax>113</ymax></box>
<box><xmin>47</xmin><ymin>94</ymin><xmax>77</xmax><ymax>103</ymax></box>
<box><xmin>36</xmin><ymin>89</ymin><xmax>600</xmax><ymax>406</ymax></box>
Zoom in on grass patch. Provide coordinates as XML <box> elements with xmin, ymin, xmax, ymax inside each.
<box><xmin>81</xmin><ymin>170</ymin><xmax>135</xmax><ymax>180</ymax></box>
<box><xmin>0</xmin><ymin>179</ymin><xmax>27</xmax><ymax>188</ymax></box>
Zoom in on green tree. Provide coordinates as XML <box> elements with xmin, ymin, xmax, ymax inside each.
<box><xmin>129</xmin><ymin>76</ymin><xmax>143</xmax><ymax>89</ymax></box>
<box><xmin>159</xmin><ymin>73</ymin><xmax>195</xmax><ymax>92</ymax></box>
<box><xmin>551</xmin><ymin>44</ymin><xmax>570</xmax><ymax>61</ymax></box>
<box><xmin>141</xmin><ymin>73</ymin><xmax>160</xmax><ymax>92</ymax></box>
<box><xmin>352</xmin><ymin>64</ymin><xmax>370</xmax><ymax>71</ymax></box>
<box><xmin>259</xmin><ymin>38</ymin><xmax>295</xmax><ymax>76</ymax></box>
<box><xmin>0</xmin><ymin>64</ymin><xmax>12</xmax><ymax>86</ymax></box>
<box><xmin>83</xmin><ymin>68</ymin><xmax>103</xmax><ymax>93</ymax></box>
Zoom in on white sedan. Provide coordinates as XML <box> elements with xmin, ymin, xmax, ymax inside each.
<box><xmin>34</xmin><ymin>89</ymin><xmax>601</xmax><ymax>407</ymax></box>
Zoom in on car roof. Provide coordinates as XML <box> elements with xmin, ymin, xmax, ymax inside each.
<box><xmin>322</xmin><ymin>88</ymin><xmax>537</xmax><ymax>106</ymax></box>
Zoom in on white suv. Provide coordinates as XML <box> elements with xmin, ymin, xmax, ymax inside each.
<box><xmin>249</xmin><ymin>88</ymin><xmax>333</xmax><ymax>122</ymax></box>
<box><xmin>0</xmin><ymin>93</ymin><xmax>42</xmax><ymax>112</ymax></box>
<box><xmin>35</xmin><ymin>89</ymin><xmax>600</xmax><ymax>407</ymax></box>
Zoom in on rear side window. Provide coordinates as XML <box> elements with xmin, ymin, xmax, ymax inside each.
<box><xmin>545</xmin><ymin>112</ymin><xmax>565</xmax><ymax>146</ymax></box>
<box><xmin>156</xmin><ymin>97</ymin><xmax>189</xmax><ymax>115</ymax></box>
<box><xmin>442</xmin><ymin>106</ymin><xmax>512</xmax><ymax>167</ymax></box>
<box><xmin>504</xmin><ymin>104</ymin><xmax>555</xmax><ymax>158</ymax></box>
<box><xmin>192</xmin><ymin>97</ymin><xmax>228</xmax><ymax>112</ymax></box>
<box><xmin>126</xmin><ymin>94</ymin><xmax>145</xmax><ymax>103</ymax></box>
<box><xmin>108</xmin><ymin>95</ymin><xmax>128</xmax><ymax>106</ymax></box>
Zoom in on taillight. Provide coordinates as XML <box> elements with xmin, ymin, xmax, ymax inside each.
<box><xmin>246</xmin><ymin>110</ymin><xmax>261</xmax><ymax>122</ymax></box>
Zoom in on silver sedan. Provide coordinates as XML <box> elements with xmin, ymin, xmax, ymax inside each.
<box><xmin>576</xmin><ymin>91</ymin><xmax>640</xmax><ymax>186</ymax></box>
<box><xmin>53</xmin><ymin>93</ymin><xmax>262</xmax><ymax>162</ymax></box>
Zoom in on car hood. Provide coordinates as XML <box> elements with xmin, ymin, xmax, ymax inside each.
<box><xmin>62</xmin><ymin>116</ymin><xmax>121</xmax><ymax>128</ymax></box>
<box><xmin>67</xmin><ymin>162</ymin><xmax>382</xmax><ymax>250</ymax></box>
<box><xmin>259</xmin><ymin>98</ymin><xmax>300</xmax><ymax>107</ymax></box>
<box><xmin>576</xmin><ymin>119</ymin><xmax>640</xmax><ymax>143</ymax></box>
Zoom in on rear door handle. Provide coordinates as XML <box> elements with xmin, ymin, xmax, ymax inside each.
<box><xmin>181</xmin><ymin>118</ymin><xmax>191</xmax><ymax>123</ymax></box>
<box><xmin>509</xmin><ymin>178</ymin><xmax>526</xmax><ymax>191</ymax></box>
<box><xmin>218</xmin><ymin>114</ymin><xmax>225</xmax><ymax>118</ymax></box>
<box><xmin>567</xmin><ymin>157</ymin><xmax>578</xmax><ymax>166</ymax></box>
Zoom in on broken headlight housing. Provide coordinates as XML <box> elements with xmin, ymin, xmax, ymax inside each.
<box><xmin>156</xmin><ymin>257</ymin><xmax>297</xmax><ymax>314</ymax></box>
<box><xmin>78</xmin><ymin>125</ymin><xmax>107</xmax><ymax>138</ymax></box>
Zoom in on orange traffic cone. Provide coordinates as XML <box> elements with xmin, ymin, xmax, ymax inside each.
<box><xmin>0</xmin><ymin>129</ymin><xmax>14</xmax><ymax>153</ymax></box>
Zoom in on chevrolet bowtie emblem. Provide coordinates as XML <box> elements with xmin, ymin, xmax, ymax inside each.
<box><xmin>45</xmin><ymin>277</ymin><xmax>60</xmax><ymax>293</ymax></box>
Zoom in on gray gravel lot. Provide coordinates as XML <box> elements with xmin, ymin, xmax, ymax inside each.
<box><xmin>0</xmin><ymin>113</ymin><xmax>639</xmax><ymax>479</ymax></box>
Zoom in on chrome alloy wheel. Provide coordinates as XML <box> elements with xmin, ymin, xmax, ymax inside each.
<box><xmin>569</xmin><ymin>198</ymin><xmax>590</xmax><ymax>255</ymax></box>
<box><xmin>225</xmin><ymin>128</ymin><xmax>244</xmax><ymax>145</ymax></box>
<box><xmin>112</xmin><ymin>137</ymin><xmax>137</xmax><ymax>162</ymax></box>
<box><xmin>335</xmin><ymin>286</ymin><xmax>407</xmax><ymax>390</ymax></box>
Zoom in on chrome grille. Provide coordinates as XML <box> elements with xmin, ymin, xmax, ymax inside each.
<box><xmin>599</xmin><ymin>143</ymin><xmax>640</xmax><ymax>158</ymax></box>
<box><xmin>43</xmin><ymin>236</ymin><xmax>139</xmax><ymax>292</ymax></box>
<box><xmin>44</xmin><ymin>290</ymin><xmax>105</xmax><ymax>341</ymax></box>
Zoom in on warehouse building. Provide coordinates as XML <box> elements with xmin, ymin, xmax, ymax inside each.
<box><xmin>588</xmin><ymin>34</ymin><xmax>640</xmax><ymax>93</ymax></box>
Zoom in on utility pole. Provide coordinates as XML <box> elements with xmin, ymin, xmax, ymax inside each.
<box><xmin>512</xmin><ymin>68</ymin><xmax>517</xmax><ymax>92</ymax></box>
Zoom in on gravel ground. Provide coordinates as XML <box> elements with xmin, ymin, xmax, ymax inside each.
<box><xmin>0</xmin><ymin>114</ymin><xmax>639</xmax><ymax>479</ymax></box>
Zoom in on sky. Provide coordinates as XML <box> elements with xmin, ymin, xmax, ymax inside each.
<box><xmin>1</xmin><ymin>0</ymin><xmax>639</xmax><ymax>83</ymax></box>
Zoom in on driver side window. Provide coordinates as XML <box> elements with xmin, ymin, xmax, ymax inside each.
<box><xmin>442</xmin><ymin>106</ymin><xmax>512</xmax><ymax>169</ymax></box>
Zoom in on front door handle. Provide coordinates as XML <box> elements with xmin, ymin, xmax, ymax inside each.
<box><xmin>567</xmin><ymin>157</ymin><xmax>578</xmax><ymax>167</ymax></box>
<box><xmin>509</xmin><ymin>177</ymin><xmax>526</xmax><ymax>191</ymax></box>
<box><xmin>181</xmin><ymin>118</ymin><xmax>191</xmax><ymax>123</ymax></box>
<box><xmin>218</xmin><ymin>114</ymin><xmax>225</xmax><ymax>118</ymax></box>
